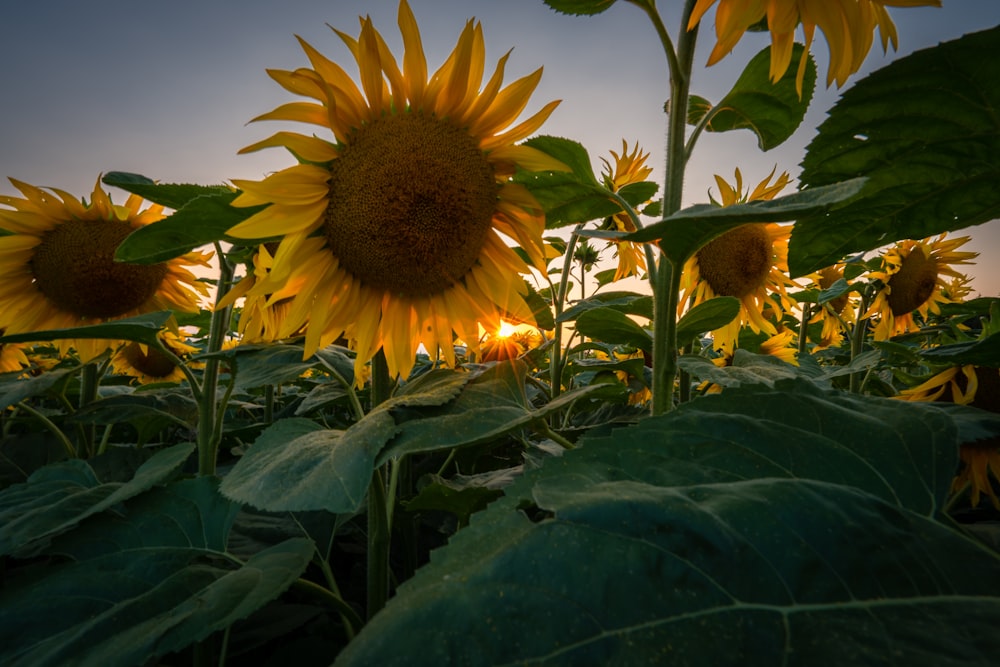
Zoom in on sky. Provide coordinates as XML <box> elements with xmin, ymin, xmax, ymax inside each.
<box><xmin>2</xmin><ymin>0</ymin><xmax>998</xmax><ymax>296</ymax></box>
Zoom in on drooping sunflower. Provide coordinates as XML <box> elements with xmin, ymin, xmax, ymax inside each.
<box><xmin>0</xmin><ymin>177</ymin><xmax>212</xmax><ymax>361</ymax></box>
<box><xmin>865</xmin><ymin>233</ymin><xmax>977</xmax><ymax>340</ymax></box>
<box><xmin>599</xmin><ymin>140</ymin><xmax>655</xmax><ymax>282</ymax></box>
<box><xmin>678</xmin><ymin>168</ymin><xmax>799</xmax><ymax>352</ymax></box>
<box><xmin>110</xmin><ymin>330</ymin><xmax>201</xmax><ymax>386</ymax></box>
<box><xmin>225</xmin><ymin>0</ymin><xmax>565</xmax><ymax>382</ymax></box>
<box><xmin>0</xmin><ymin>336</ymin><xmax>29</xmax><ymax>374</ymax></box>
<box><xmin>898</xmin><ymin>364</ymin><xmax>1000</xmax><ymax>508</ymax></box>
<box><xmin>687</xmin><ymin>0</ymin><xmax>941</xmax><ymax>96</ymax></box>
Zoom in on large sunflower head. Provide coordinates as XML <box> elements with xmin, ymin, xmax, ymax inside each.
<box><xmin>600</xmin><ymin>140</ymin><xmax>654</xmax><ymax>282</ymax></box>
<box><xmin>687</xmin><ymin>0</ymin><xmax>941</xmax><ymax>96</ymax></box>
<box><xmin>225</xmin><ymin>0</ymin><xmax>565</xmax><ymax>383</ymax></box>
<box><xmin>865</xmin><ymin>233</ymin><xmax>977</xmax><ymax>340</ymax></box>
<box><xmin>0</xmin><ymin>177</ymin><xmax>212</xmax><ymax>361</ymax></box>
<box><xmin>679</xmin><ymin>168</ymin><xmax>799</xmax><ymax>352</ymax></box>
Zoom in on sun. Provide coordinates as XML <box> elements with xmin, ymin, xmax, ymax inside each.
<box><xmin>224</xmin><ymin>0</ymin><xmax>565</xmax><ymax>383</ymax></box>
<box><xmin>0</xmin><ymin>177</ymin><xmax>211</xmax><ymax>361</ymax></box>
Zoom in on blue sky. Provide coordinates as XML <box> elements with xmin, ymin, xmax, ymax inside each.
<box><xmin>2</xmin><ymin>0</ymin><xmax>998</xmax><ymax>295</ymax></box>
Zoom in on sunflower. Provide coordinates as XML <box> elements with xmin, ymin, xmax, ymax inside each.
<box><xmin>110</xmin><ymin>330</ymin><xmax>200</xmax><ymax>385</ymax></box>
<box><xmin>479</xmin><ymin>321</ymin><xmax>542</xmax><ymax>362</ymax></box>
<box><xmin>0</xmin><ymin>177</ymin><xmax>212</xmax><ymax>361</ymax></box>
<box><xmin>225</xmin><ymin>0</ymin><xmax>564</xmax><ymax>383</ymax></box>
<box><xmin>687</xmin><ymin>0</ymin><xmax>941</xmax><ymax>96</ymax></box>
<box><xmin>898</xmin><ymin>364</ymin><xmax>1000</xmax><ymax>507</ymax></box>
<box><xmin>678</xmin><ymin>168</ymin><xmax>799</xmax><ymax>352</ymax></box>
<box><xmin>220</xmin><ymin>243</ymin><xmax>302</xmax><ymax>344</ymax></box>
<box><xmin>701</xmin><ymin>329</ymin><xmax>799</xmax><ymax>393</ymax></box>
<box><xmin>599</xmin><ymin>140</ymin><xmax>654</xmax><ymax>282</ymax></box>
<box><xmin>0</xmin><ymin>337</ymin><xmax>29</xmax><ymax>374</ymax></box>
<box><xmin>865</xmin><ymin>233</ymin><xmax>977</xmax><ymax>340</ymax></box>
<box><xmin>806</xmin><ymin>263</ymin><xmax>858</xmax><ymax>349</ymax></box>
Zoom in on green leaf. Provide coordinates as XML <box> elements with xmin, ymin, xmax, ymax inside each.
<box><xmin>573</xmin><ymin>307</ymin><xmax>652</xmax><ymax>352</ymax></box>
<box><xmin>676</xmin><ymin>296</ymin><xmax>741</xmax><ymax>343</ymax></box>
<box><xmin>384</xmin><ymin>368</ymin><xmax>474</xmax><ymax>410</ymax></box>
<box><xmin>69</xmin><ymin>391</ymin><xmax>199</xmax><ymax>446</ymax></box>
<box><xmin>102</xmin><ymin>172</ymin><xmax>233</xmax><ymax>210</ymax></box>
<box><xmin>581</xmin><ymin>178</ymin><xmax>866</xmax><ymax>266</ymax></box>
<box><xmin>0</xmin><ymin>365</ymin><xmax>78</xmax><ymax>410</ymax></box>
<box><xmin>558</xmin><ymin>291</ymin><xmax>653</xmax><ymax>322</ymax></box>
<box><xmin>919</xmin><ymin>332</ymin><xmax>1000</xmax><ymax>367</ymax></box>
<box><xmin>542</xmin><ymin>0</ymin><xmax>617</xmax><ymax>15</ymax></box>
<box><xmin>699</xmin><ymin>43</ymin><xmax>816</xmax><ymax>150</ymax></box>
<box><xmin>404</xmin><ymin>473</ymin><xmax>505</xmax><ymax>527</ymax></box>
<box><xmin>514</xmin><ymin>136</ymin><xmax>624</xmax><ymax>228</ymax></box>
<box><xmin>792</xmin><ymin>27</ymin><xmax>1000</xmax><ymax>277</ymax></box>
<box><xmin>521</xmin><ymin>280</ymin><xmax>556</xmax><ymax>331</ymax></box>
<box><xmin>220</xmin><ymin>412</ymin><xmax>397</xmax><ymax>513</ymax></box>
<box><xmin>335</xmin><ymin>382</ymin><xmax>998</xmax><ymax>666</ymax></box>
<box><xmin>115</xmin><ymin>191</ymin><xmax>265</xmax><ymax>264</ymax></box>
<box><xmin>0</xmin><ymin>442</ymin><xmax>194</xmax><ymax>557</ymax></box>
<box><xmin>678</xmin><ymin>349</ymin><xmax>800</xmax><ymax>389</ymax></box>
<box><xmin>0</xmin><ymin>311</ymin><xmax>173</xmax><ymax>347</ymax></box>
<box><xmin>378</xmin><ymin>363</ymin><xmax>605</xmax><ymax>464</ymax></box>
<box><xmin>1</xmin><ymin>533</ymin><xmax>312</xmax><ymax>667</ymax></box>
<box><xmin>218</xmin><ymin>344</ymin><xmax>323</xmax><ymax>390</ymax></box>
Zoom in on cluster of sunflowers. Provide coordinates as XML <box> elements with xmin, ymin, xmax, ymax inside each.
<box><xmin>1</xmin><ymin>1</ymin><xmax>999</xmax><ymax>664</ymax></box>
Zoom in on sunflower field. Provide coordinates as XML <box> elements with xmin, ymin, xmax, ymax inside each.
<box><xmin>2</xmin><ymin>0</ymin><xmax>1000</xmax><ymax>665</ymax></box>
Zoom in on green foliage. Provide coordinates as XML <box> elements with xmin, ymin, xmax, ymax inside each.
<box><xmin>542</xmin><ymin>0</ymin><xmax>617</xmax><ymax>16</ymax></box>
<box><xmin>691</xmin><ymin>43</ymin><xmax>817</xmax><ymax>150</ymax></box>
<box><xmin>0</xmin><ymin>311</ymin><xmax>173</xmax><ymax>348</ymax></box>
<box><xmin>573</xmin><ymin>307</ymin><xmax>652</xmax><ymax>351</ymax></box>
<box><xmin>335</xmin><ymin>381</ymin><xmax>1000</xmax><ymax>666</ymax></box>
<box><xmin>792</xmin><ymin>26</ymin><xmax>1000</xmax><ymax>276</ymax></box>
<box><xmin>584</xmin><ymin>178</ymin><xmax>866</xmax><ymax>266</ymax></box>
<box><xmin>675</xmin><ymin>296</ymin><xmax>740</xmax><ymax>344</ymax></box>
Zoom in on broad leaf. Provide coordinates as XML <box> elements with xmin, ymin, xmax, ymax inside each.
<box><xmin>0</xmin><ymin>533</ymin><xmax>312</xmax><ymax>667</ymax></box>
<box><xmin>698</xmin><ymin>43</ymin><xmax>816</xmax><ymax>150</ymax></box>
<box><xmin>102</xmin><ymin>172</ymin><xmax>233</xmax><ymax>210</ymax></box>
<box><xmin>336</xmin><ymin>382</ymin><xmax>1000</xmax><ymax>666</ymax></box>
<box><xmin>542</xmin><ymin>0</ymin><xmax>617</xmax><ymax>15</ymax></box>
<box><xmin>581</xmin><ymin>179</ymin><xmax>866</xmax><ymax>266</ymax></box>
<box><xmin>919</xmin><ymin>332</ymin><xmax>1000</xmax><ymax>367</ymax></box>
<box><xmin>0</xmin><ymin>442</ymin><xmax>194</xmax><ymax>557</ymax></box>
<box><xmin>676</xmin><ymin>296</ymin><xmax>741</xmax><ymax>343</ymax></box>
<box><xmin>0</xmin><ymin>311</ymin><xmax>173</xmax><ymax>347</ymax></box>
<box><xmin>0</xmin><ymin>365</ymin><xmax>78</xmax><ymax>410</ymax></box>
<box><xmin>573</xmin><ymin>307</ymin><xmax>652</xmax><ymax>352</ymax></box>
<box><xmin>220</xmin><ymin>412</ymin><xmax>397</xmax><ymax>513</ymax></box>
<box><xmin>557</xmin><ymin>291</ymin><xmax>653</xmax><ymax>322</ymax></box>
<box><xmin>792</xmin><ymin>27</ymin><xmax>1000</xmax><ymax>276</ymax></box>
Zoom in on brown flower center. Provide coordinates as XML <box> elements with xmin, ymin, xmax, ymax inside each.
<box><xmin>696</xmin><ymin>224</ymin><xmax>773</xmax><ymax>298</ymax></box>
<box><xmin>887</xmin><ymin>247</ymin><xmax>937</xmax><ymax>316</ymax></box>
<box><xmin>324</xmin><ymin>112</ymin><xmax>498</xmax><ymax>296</ymax></box>
<box><xmin>30</xmin><ymin>219</ymin><xmax>167</xmax><ymax>319</ymax></box>
<box><xmin>120</xmin><ymin>342</ymin><xmax>177</xmax><ymax>379</ymax></box>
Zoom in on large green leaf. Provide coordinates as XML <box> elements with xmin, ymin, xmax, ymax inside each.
<box><xmin>336</xmin><ymin>381</ymin><xmax>1000</xmax><ymax>666</ymax></box>
<box><xmin>0</xmin><ymin>311</ymin><xmax>173</xmax><ymax>347</ymax></box>
<box><xmin>115</xmin><ymin>191</ymin><xmax>265</xmax><ymax>264</ymax></box>
<box><xmin>694</xmin><ymin>43</ymin><xmax>816</xmax><ymax>150</ymax></box>
<box><xmin>219</xmin><ymin>412</ymin><xmax>397</xmax><ymax>513</ymax></box>
<box><xmin>675</xmin><ymin>296</ymin><xmax>741</xmax><ymax>344</ymax></box>
<box><xmin>0</xmin><ymin>442</ymin><xmax>194</xmax><ymax>557</ymax></box>
<box><xmin>542</xmin><ymin>0</ymin><xmax>617</xmax><ymax>15</ymax></box>
<box><xmin>573</xmin><ymin>307</ymin><xmax>652</xmax><ymax>352</ymax></box>
<box><xmin>0</xmin><ymin>477</ymin><xmax>311</xmax><ymax>667</ymax></box>
<box><xmin>792</xmin><ymin>26</ymin><xmax>1000</xmax><ymax>276</ymax></box>
<box><xmin>378</xmin><ymin>362</ymin><xmax>605</xmax><ymax>464</ymax></box>
<box><xmin>919</xmin><ymin>332</ymin><xmax>1000</xmax><ymax>367</ymax></box>
<box><xmin>515</xmin><ymin>136</ymin><xmax>654</xmax><ymax>228</ymax></box>
<box><xmin>0</xmin><ymin>365</ymin><xmax>78</xmax><ymax>410</ymax></box>
<box><xmin>102</xmin><ymin>172</ymin><xmax>234</xmax><ymax>210</ymax></box>
<box><xmin>557</xmin><ymin>291</ymin><xmax>653</xmax><ymax>322</ymax></box>
<box><xmin>582</xmin><ymin>178</ymin><xmax>866</xmax><ymax>266</ymax></box>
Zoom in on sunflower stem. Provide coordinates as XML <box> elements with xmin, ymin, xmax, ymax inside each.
<box><xmin>798</xmin><ymin>304</ymin><xmax>812</xmax><ymax>355</ymax></box>
<box><xmin>18</xmin><ymin>400</ymin><xmax>76</xmax><ymax>458</ymax></box>
<box><xmin>551</xmin><ymin>225</ymin><xmax>585</xmax><ymax>404</ymax></box>
<box><xmin>78</xmin><ymin>362</ymin><xmax>99</xmax><ymax>456</ymax></box>
<box><xmin>196</xmin><ymin>247</ymin><xmax>235</xmax><ymax>477</ymax></box>
<box><xmin>650</xmin><ymin>1</ymin><xmax>697</xmax><ymax>416</ymax></box>
<box><xmin>367</xmin><ymin>349</ymin><xmax>392</xmax><ymax>619</ymax></box>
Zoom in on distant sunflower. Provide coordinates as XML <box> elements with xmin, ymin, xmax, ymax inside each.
<box><xmin>806</xmin><ymin>263</ymin><xmax>857</xmax><ymax>349</ymax></box>
<box><xmin>220</xmin><ymin>243</ymin><xmax>302</xmax><ymax>343</ymax></box>
<box><xmin>898</xmin><ymin>364</ymin><xmax>1000</xmax><ymax>508</ymax></box>
<box><xmin>479</xmin><ymin>321</ymin><xmax>541</xmax><ymax>362</ymax></box>
<box><xmin>865</xmin><ymin>233</ymin><xmax>977</xmax><ymax>340</ymax></box>
<box><xmin>679</xmin><ymin>168</ymin><xmax>799</xmax><ymax>352</ymax></box>
<box><xmin>226</xmin><ymin>0</ymin><xmax>564</xmax><ymax>382</ymax></box>
<box><xmin>687</xmin><ymin>0</ymin><xmax>941</xmax><ymax>96</ymax></box>
<box><xmin>0</xmin><ymin>177</ymin><xmax>212</xmax><ymax>361</ymax></box>
<box><xmin>600</xmin><ymin>140</ymin><xmax>654</xmax><ymax>282</ymax></box>
<box><xmin>110</xmin><ymin>331</ymin><xmax>200</xmax><ymax>385</ymax></box>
